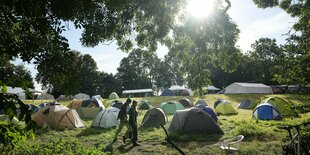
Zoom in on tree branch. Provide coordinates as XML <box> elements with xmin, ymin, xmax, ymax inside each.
<box><xmin>223</xmin><ymin>0</ymin><xmax>231</xmax><ymax>14</ymax></box>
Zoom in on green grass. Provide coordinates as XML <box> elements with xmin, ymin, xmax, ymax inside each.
<box><xmin>8</xmin><ymin>94</ymin><xmax>310</xmax><ymax>154</ymax></box>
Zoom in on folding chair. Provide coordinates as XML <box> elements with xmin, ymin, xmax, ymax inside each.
<box><xmin>219</xmin><ymin>135</ymin><xmax>244</xmax><ymax>155</ymax></box>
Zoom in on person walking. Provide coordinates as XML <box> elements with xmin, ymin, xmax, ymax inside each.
<box><xmin>128</xmin><ymin>100</ymin><xmax>140</xmax><ymax>146</ymax></box>
<box><xmin>113</xmin><ymin>98</ymin><xmax>131</xmax><ymax>143</ymax></box>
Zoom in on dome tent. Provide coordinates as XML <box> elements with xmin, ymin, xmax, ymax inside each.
<box><xmin>33</xmin><ymin>103</ymin><xmax>84</xmax><ymax>130</ymax></box>
<box><xmin>68</xmin><ymin>98</ymin><xmax>105</xmax><ymax>119</ymax></box>
<box><xmin>160</xmin><ymin>101</ymin><xmax>185</xmax><ymax>115</ymax></box>
<box><xmin>111</xmin><ymin>100</ymin><xmax>123</xmax><ymax>109</ymax></box>
<box><xmin>109</xmin><ymin>92</ymin><xmax>119</xmax><ymax>100</ymax></box>
<box><xmin>253</xmin><ymin>102</ymin><xmax>282</xmax><ymax>120</ymax></box>
<box><xmin>259</xmin><ymin>97</ymin><xmax>297</xmax><ymax>117</ymax></box>
<box><xmin>161</xmin><ymin>89</ymin><xmax>174</xmax><ymax>96</ymax></box>
<box><xmin>78</xmin><ymin>98</ymin><xmax>105</xmax><ymax>119</ymax></box>
<box><xmin>74</xmin><ymin>93</ymin><xmax>90</xmax><ymax>99</ymax></box>
<box><xmin>214</xmin><ymin>99</ymin><xmax>224</xmax><ymax>109</ymax></box>
<box><xmin>168</xmin><ymin>107</ymin><xmax>223</xmax><ymax>134</ymax></box>
<box><xmin>138</xmin><ymin>100</ymin><xmax>153</xmax><ymax>110</ymax></box>
<box><xmin>195</xmin><ymin>99</ymin><xmax>208</xmax><ymax>106</ymax></box>
<box><xmin>91</xmin><ymin>107</ymin><xmax>120</xmax><ymax>128</ymax></box>
<box><xmin>179</xmin><ymin>98</ymin><xmax>192</xmax><ymax>108</ymax></box>
<box><xmin>238</xmin><ymin>100</ymin><xmax>251</xmax><ymax>109</ymax></box>
<box><xmin>215</xmin><ymin>101</ymin><xmax>238</xmax><ymax>115</ymax></box>
<box><xmin>195</xmin><ymin>104</ymin><xmax>218</xmax><ymax>122</ymax></box>
<box><xmin>141</xmin><ymin>108</ymin><xmax>167</xmax><ymax>127</ymax></box>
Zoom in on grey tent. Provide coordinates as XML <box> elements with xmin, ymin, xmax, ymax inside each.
<box><xmin>138</xmin><ymin>100</ymin><xmax>153</xmax><ymax>110</ymax></box>
<box><xmin>225</xmin><ymin>82</ymin><xmax>273</xmax><ymax>94</ymax></box>
<box><xmin>91</xmin><ymin>107</ymin><xmax>120</xmax><ymax>128</ymax></box>
<box><xmin>111</xmin><ymin>100</ymin><xmax>123</xmax><ymax>109</ymax></box>
<box><xmin>37</xmin><ymin>93</ymin><xmax>55</xmax><ymax>100</ymax></box>
<box><xmin>168</xmin><ymin>107</ymin><xmax>223</xmax><ymax>134</ymax></box>
<box><xmin>141</xmin><ymin>108</ymin><xmax>168</xmax><ymax>127</ymax></box>
<box><xmin>74</xmin><ymin>93</ymin><xmax>90</xmax><ymax>100</ymax></box>
<box><xmin>179</xmin><ymin>98</ymin><xmax>192</xmax><ymax>108</ymax></box>
<box><xmin>195</xmin><ymin>99</ymin><xmax>208</xmax><ymax>106</ymax></box>
<box><xmin>238</xmin><ymin>100</ymin><xmax>251</xmax><ymax>109</ymax></box>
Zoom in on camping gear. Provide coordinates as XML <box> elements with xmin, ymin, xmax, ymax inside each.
<box><xmin>259</xmin><ymin>97</ymin><xmax>297</xmax><ymax>117</ymax></box>
<box><xmin>215</xmin><ymin>102</ymin><xmax>238</xmax><ymax>115</ymax></box>
<box><xmin>195</xmin><ymin>99</ymin><xmax>207</xmax><ymax>106</ymax></box>
<box><xmin>195</xmin><ymin>104</ymin><xmax>218</xmax><ymax>122</ymax></box>
<box><xmin>179</xmin><ymin>98</ymin><xmax>192</xmax><ymax>108</ymax></box>
<box><xmin>219</xmin><ymin>135</ymin><xmax>244</xmax><ymax>154</ymax></box>
<box><xmin>37</xmin><ymin>93</ymin><xmax>55</xmax><ymax>100</ymax></box>
<box><xmin>74</xmin><ymin>93</ymin><xmax>90</xmax><ymax>99</ymax></box>
<box><xmin>214</xmin><ymin>99</ymin><xmax>223</xmax><ymax>109</ymax></box>
<box><xmin>78</xmin><ymin>98</ymin><xmax>105</xmax><ymax>119</ymax></box>
<box><xmin>111</xmin><ymin>100</ymin><xmax>123</xmax><ymax>109</ymax></box>
<box><xmin>0</xmin><ymin>114</ymin><xmax>19</xmax><ymax>124</ymax></box>
<box><xmin>253</xmin><ymin>102</ymin><xmax>282</xmax><ymax>120</ymax></box>
<box><xmin>141</xmin><ymin>108</ymin><xmax>167</xmax><ymax>127</ymax></box>
<box><xmin>68</xmin><ymin>99</ymin><xmax>83</xmax><ymax>109</ymax></box>
<box><xmin>33</xmin><ymin>103</ymin><xmax>84</xmax><ymax>130</ymax></box>
<box><xmin>238</xmin><ymin>100</ymin><xmax>251</xmax><ymax>109</ymax></box>
<box><xmin>138</xmin><ymin>100</ymin><xmax>153</xmax><ymax>110</ymax></box>
<box><xmin>160</xmin><ymin>101</ymin><xmax>185</xmax><ymax>115</ymax></box>
<box><xmin>109</xmin><ymin>92</ymin><xmax>119</xmax><ymax>100</ymax></box>
<box><xmin>161</xmin><ymin>89</ymin><xmax>174</xmax><ymax>96</ymax></box>
<box><xmin>168</xmin><ymin>107</ymin><xmax>223</xmax><ymax>134</ymax></box>
<box><xmin>27</xmin><ymin>104</ymin><xmax>40</xmax><ymax>114</ymax></box>
<box><xmin>91</xmin><ymin>107</ymin><xmax>120</xmax><ymax>128</ymax></box>
<box><xmin>225</xmin><ymin>82</ymin><xmax>273</xmax><ymax>94</ymax></box>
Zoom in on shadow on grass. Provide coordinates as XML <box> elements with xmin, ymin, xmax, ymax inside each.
<box><xmin>169</xmin><ymin>132</ymin><xmax>223</xmax><ymax>145</ymax></box>
<box><xmin>76</xmin><ymin>126</ymin><xmax>116</xmax><ymax>137</ymax></box>
<box><xmin>116</xmin><ymin>142</ymin><xmax>134</xmax><ymax>153</ymax></box>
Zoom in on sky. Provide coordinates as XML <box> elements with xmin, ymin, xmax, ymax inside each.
<box><xmin>15</xmin><ymin>0</ymin><xmax>297</xmax><ymax>91</ymax></box>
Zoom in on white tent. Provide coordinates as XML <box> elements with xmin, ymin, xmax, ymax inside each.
<box><xmin>225</xmin><ymin>82</ymin><xmax>273</xmax><ymax>94</ymax></box>
<box><xmin>74</xmin><ymin>93</ymin><xmax>90</xmax><ymax>99</ymax></box>
<box><xmin>37</xmin><ymin>93</ymin><xmax>55</xmax><ymax>100</ymax></box>
<box><xmin>91</xmin><ymin>107</ymin><xmax>120</xmax><ymax>128</ymax></box>
<box><xmin>1</xmin><ymin>86</ymin><xmax>25</xmax><ymax>100</ymax></box>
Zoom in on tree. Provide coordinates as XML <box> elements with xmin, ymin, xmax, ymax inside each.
<box><xmin>167</xmin><ymin>8</ymin><xmax>241</xmax><ymax>96</ymax></box>
<box><xmin>248</xmin><ymin>38</ymin><xmax>282</xmax><ymax>84</ymax></box>
<box><xmin>163</xmin><ymin>51</ymin><xmax>186</xmax><ymax>86</ymax></box>
<box><xmin>79</xmin><ymin>54</ymin><xmax>98</xmax><ymax>96</ymax></box>
<box><xmin>116</xmin><ymin>49</ymin><xmax>157</xmax><ymax>90</ymax></box>
<box><xmin>0</xmin><ymin>59</ymin><xmax>34</xmax><ymax>89</ymax></box>
<box><xmin>35</xmin><ymin>50</ymin><xmax>83</xmax><ymax>96</ymax></box>
<box><xmin>253</xmin><ymin>0</ymin><xmax>310</xmax><ymax>86</ymax></box>
<box><xmin>94</xmin><ymin>72</ymin><xmax>122</xmax><ymax>98</ymax></box>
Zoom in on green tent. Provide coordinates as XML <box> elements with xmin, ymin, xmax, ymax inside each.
<box><xmin>141</xmin><ymin>108</ymin><xmax>167</xmax><ymax>127</ymax></box>
<box><xmin>160</xmin><ymin>101</ymin><xmax>185</xmax><ymax>115</ymax></box>
<box><xmin>259</xmin><ymin>97</ymin><xmax>297</xmax><ymax>117</ymax></box>
<box><xmin>215</xmin><ymin>103</ymin><xmax>238</xmax><ymax>115</ymax></box>
<box><xmin>138</xmin><ymin>100</ymin><xmax>153</xmax><ymax>110</ymax></box>
<box><xmin>109</xmin><ymin>92</ymin><xmax>119</xmax><ymax>100</ymax></box>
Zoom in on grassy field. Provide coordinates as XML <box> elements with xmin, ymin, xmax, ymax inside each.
<box><xmin>8</xmin><ymin>94</ymin><xmax>310</xmax><ymax>154</ymax></box>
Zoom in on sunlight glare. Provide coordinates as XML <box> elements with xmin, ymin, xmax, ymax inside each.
<box><xmin>186</xmin><ymin>0</ymin><xmax>215</xmax><ymax>19</ymax></box>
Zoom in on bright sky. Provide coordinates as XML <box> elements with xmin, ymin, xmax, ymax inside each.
<box><xmin>16</xmin><ymin>0</ymin><xmax>297</xmax><ymax>91</ymax></box>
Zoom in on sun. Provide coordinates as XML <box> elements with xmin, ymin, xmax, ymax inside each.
<box><xmin>186</xmin><ymin>0</ymin><xmax>215</xmax><ymax>19</ymax></box>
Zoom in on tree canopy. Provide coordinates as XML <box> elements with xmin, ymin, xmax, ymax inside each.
<box><xmin>253</xmin><ymin>0</ymin><xmax>310</xmax><ymax>86</ymax></box>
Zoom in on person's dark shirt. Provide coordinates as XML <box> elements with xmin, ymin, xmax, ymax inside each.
<box><xmin>118</xmin><ymin>103</ymin><xmax>128</xmax><ymax>121</ymax></box>
<box><xmin>128</xmin><ymin>106</ymin><xmax>137</xmax><ymax>125</ymax></box>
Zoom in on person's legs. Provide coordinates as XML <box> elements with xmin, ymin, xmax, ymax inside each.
<box><xmin>125</xmin><ymin>123</ymin><xmax>132</xmax><ymax>139</ymax></box>
<box><xmin>113</xmin><ymin>121</ymin><xmax>125</xmax><ymax>141</ymax></box>
<box><xmin>131</xmin><ymin>124</ymin><xmax>139</xmax><ymax>145</ymax></box>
